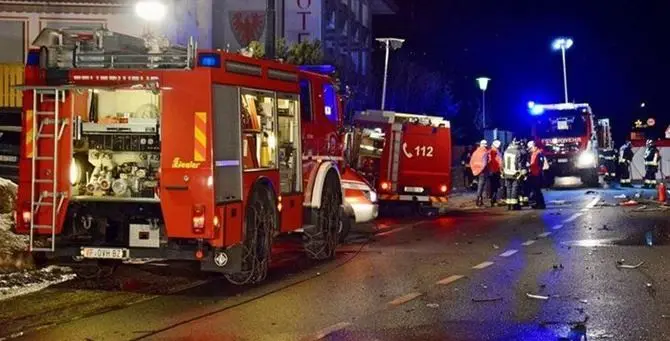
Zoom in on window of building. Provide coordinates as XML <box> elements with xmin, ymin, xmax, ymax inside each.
<box><xmin>299</xmin><ymin>79</ymin><xmax>312</xmax><ymax>122</ymax></box>
<box><xmin>0</xmin><ymin>20</ymin><xmax>25</xmax><ymax>63</ymax></box>
<box><xmin>323</xmin><ymin>83</ymin><xmax>340</xmax><ymax>124</ymax></box>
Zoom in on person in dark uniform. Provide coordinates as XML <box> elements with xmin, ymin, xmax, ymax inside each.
<box><xmin>527</xmin><ymin>140</ymin><xmax>546</xmax><ymax>209</ymax></box>
<box><xmin>503</xmin><ymin>139</ymin><xmax>524</xmax><ymax>210</ymax></box>
<box><xmin>488</xmin><ymin>140</ymin><xmax>503</xmax><ymax>207</ymax></box>
<box><xmin>460</xmin><ymin>146</ymin><xmax>474</xmax><ymax>189</ymax></box>
<box><xmin>600</xmin><ymin>145</ymin><xmax>618</xmax><ymax>183</ymax></box>
<box><xmin>618</xmin><ymin>140</ymin><xmax>634</xmax><ymax>187</ymax></box>
<box><xmin>518</xmin><ymin>139</ymin><xmax>530</xmax><ymax>207</ymax></box>
<box><xmin>643</xmin><ymin>139</ymin><xmax>660</xmax><ymax>189</ymax></box>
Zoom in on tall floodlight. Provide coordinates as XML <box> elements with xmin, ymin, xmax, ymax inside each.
<box><xmin>552</xmin><ymin>37</ymin><xmax>573</xmax><ymax>103</ymax></box>
<box><xmin>476</xmin><ymin>77</ymin><xmax>491</xmax><ymax>129</ymax></box>
<box><xmin>376</xmin><ymin>38</ymin><xmax>405</xmax><ymax>110</ymax></box>
<box><xmin>135</xmin><ymin>0</ymin><xmax>167</xmax><ymax>22</ymax></box>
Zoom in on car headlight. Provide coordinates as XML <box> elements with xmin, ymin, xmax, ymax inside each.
<box><xmin>577</xmin><ymin>151</ymin><xmax>596</xmax><ymax>168</ymax></box>
<box><xmin>365</xmin><ymin>190</ymin><xmax>378</xmax><ymax>203</ymax></box>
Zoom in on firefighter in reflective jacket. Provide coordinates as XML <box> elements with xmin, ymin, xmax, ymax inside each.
<box><xmin>518</xmin><ymin>139</ymin><xmax>530</xmax><ymax>206</ymax></box>
<box><xmin>469</xmin><ymin>140</ymin><xmax>490</xmax><ymax>207</ymax></box>
<box><xmin>527</xmin><ymin>141</ymin><xmax>546</xmax><ymax>209</ymax></box>
<box><xmin>503</xmin><ymin>139</ymin><xmax>524</xmax><ymax>210</ymax></box>
<box><xmin>618</xmin><ymin>141</ymin><xmax>634</xmax><ymax>187</ymax></box>
<box><xmin>643</xmin><ymin>139</ymin><xmax>661</xmax><ymax>189</ymax></box>
<box><xmin>599</xmin><ymin>146</ymin><xmax>617</xmax><ymax>182</ymax></box>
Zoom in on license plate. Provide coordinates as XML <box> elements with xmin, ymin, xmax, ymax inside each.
<box><xmin>0</xmin><ymin>155</ymin><xmax>17</xmax><ymax>162</ymax></box>
<box><xmin>404</xmin><ymin>186</ymin><xmax>424</xmax><ymax>193</ymax></box>
<box><xmin>557</xmin><ymin>158</ymin><xmax>568</xmax><ymax>163</ymax></box>
<box><xmin>82</xmin><ymin>247</ymin><xmax>129</xmax><ymax>259</ymax></box>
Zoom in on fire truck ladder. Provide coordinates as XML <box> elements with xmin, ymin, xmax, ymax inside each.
<box><xmin>29</xmin><ymin>88</ymin><xmax>68</xmax><ymax>252</ymax></box>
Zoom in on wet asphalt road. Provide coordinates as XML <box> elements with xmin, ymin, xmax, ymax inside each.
<box><xmin>4</xmin><ymin>186</ymin><xmax>670</xmax><ymax>341</ymax></box>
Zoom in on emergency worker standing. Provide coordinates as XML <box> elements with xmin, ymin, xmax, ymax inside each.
<box><xmin>503</xmin><ymin>139</ymin><xmax>524</xmax><ymax>210</ymax></box>
<box><xmin>643</xmin><ymin>139</ymin><xmax>661</xmax><ymax>189</ymax></box>
<box><xmin>518</xmin><ymin>139</ymin><xmax>530</xmax><ymax>206</ymax></box>
<box><xmin>618</xmin><ymin>141</ymin><xmax>634</xmax><ymax>187</ymax></box>
<box><xmin>460</xmin><ymin>146</ymin><xmax>474</xmax><ymax>189</ymax></box>
<box><xmin>488</xmin><ymin>140</ymin><xmax>503</xmax><ymax>206</ymax></box>
<box><xmin>469</xmin><ymin>140</ymin><xmax>490</xmax><ymax>207</ymax></box>
<box><xmin>527</xmin><ymin>141</ymin><xmax>546</xmax><ymax>209</ymax></box>
<box><xmin>600</xmin><ymin>146</ymin><xmax>617</xmax><ymax>182</ymax></box>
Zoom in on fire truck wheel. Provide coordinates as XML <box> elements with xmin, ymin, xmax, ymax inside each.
<box><xmin>304</xmin><ymin>170</ymin><xmax>342</xmax><ymax>260</ymax></box>
<box><xmin>224</xmin><ymin>185</ymin><xmax>276</xmax><ymax>285</ymax></box>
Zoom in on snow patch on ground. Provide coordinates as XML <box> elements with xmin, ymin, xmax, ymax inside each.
<box><xmin>0</xmin><ymin>266</ymin><xmax>76</xmax><ymax>302</ymax></box>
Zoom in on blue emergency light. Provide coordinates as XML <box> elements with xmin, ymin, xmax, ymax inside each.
<box><xmin>298</xmin><ymin>65</ymin><xmax>336</xmax><ymax>75</ymax></box>
<box><xmin>197</xmin><ymin>53</ymin><xmax>221</xmax><ymax>68</ymax></box>
<box><xmin>26</xmin><ymin>50</ymin><xmax>40</xmax><ymax>66</ymax></box>
<box><xmin>528</xmin><ymin>101</ymin><xmax>544</xmax><ymax>115</ymax></box>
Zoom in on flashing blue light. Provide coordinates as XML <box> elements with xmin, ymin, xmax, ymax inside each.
<box><xmin>298</xmin><ymin>64</ymin><xmax>336</xmax><ymax>75</ymax></box>
<box><xmin>527</xmin><ymin>101</ymin><xmax>536</xmax><ymax>109</ymax></box>
<box><xmin>530</xmin><ymin>105</ymin><xmax>545</xmax><ymax>116</ymax></box>
<box><xmin>26</xmin><ymin>51</ymin><xmax>40</xmax><ymax>66</ymax></box>
<box><xmin>197</xmin><ymin>53</ymin><xmax>221</xmax><ymax>68</ymax></box>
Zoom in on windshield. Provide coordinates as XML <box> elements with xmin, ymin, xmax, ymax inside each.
<box><xmin>535</xmin><ymin>110</ymin><xmax>587</xmax><ymax>138</ymax></box>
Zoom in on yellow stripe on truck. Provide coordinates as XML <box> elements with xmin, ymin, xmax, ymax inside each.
<box><xmin>194</xmin><ymin>111</ymin><xmax>207</xmax><ymax>162</ymax></box>
<box><xmin>25</xmin><ymin>110</ymin><xmax>33</xmax><ymax>158</ymax></box>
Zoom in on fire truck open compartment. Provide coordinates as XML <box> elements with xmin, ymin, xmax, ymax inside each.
<box><xmin>70</xmin><ymin>87</ymin><xmax>161</xmax><ymax>201</ymax></box>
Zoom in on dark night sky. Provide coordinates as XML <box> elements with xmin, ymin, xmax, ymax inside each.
<box><xmin>372</xmin><ymin>0</ymin><xmax>670</xmax><ymax>142</ymax></box>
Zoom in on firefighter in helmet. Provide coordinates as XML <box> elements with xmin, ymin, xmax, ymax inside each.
<box><xmin>599</xmin><ymin>143</ymin><xmax>618</xmax><ymax>183</ymax></box>
<box><xmin>503</xmin><ymin>139</ymin><xmax>524</xmax><ymax>210</ymax></box>
<box><xmin>618</xmin><ymin>140</ymin><xmax>634</xmax><ymax>187</ymax></box>
<box><xmin>527</xmin><ymin>140</ymin><xmax>546</xmax><ymax>209</ymax></box>
<box><xmin>469</xmin><ymin>139</ymin><xmax>490</xmax><ymax>207</ymax></box>
<box><xmin>488</xmin><ymin>140</ymin><xmax>503</xmax><ymax>206</ymax></box>
<box><xmin>643</xmin><ymin>139</ymin><xmax>661</xmax><ymax>189</ymax></box>
<box><xmin>518</xmin><ymin>138</ymin><xmax>530</xmax><ymax>206</ymax></box>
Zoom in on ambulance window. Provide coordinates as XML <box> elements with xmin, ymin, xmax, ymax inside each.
<box><xmin>299</xmin><ymin>80</ymin><xmax>312</xmax><ymax>122</ymax></box>
<box><xmin>322</xmin><ymin>83</ymin><xmax>339</xmax><ymax>124</ymax></box>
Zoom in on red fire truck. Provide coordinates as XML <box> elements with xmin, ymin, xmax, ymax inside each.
<box><xmin>347</xmin><ymin>110</ymin><xmax>452</xmax><ymax>214</ymax></box>
<box><xmin>14</xmin><ymin>28</ymin><xmax>348</xmax><ymax>285</ymax></box>
<box><xmin>528</xmin><ymin>102</ymin><xmax>607</xmax><ymax>187</ymax></box>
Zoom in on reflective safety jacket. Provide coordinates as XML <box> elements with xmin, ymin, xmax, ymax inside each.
<box><xmin>503</xmin><ymin>144</ymin><xmax>524</xmax><ymax>179</ymax></box>
<box><xmin>529</xmin><ymin>149</ymin><xmax>545</xmax><ymax>176</ymax></box>
<box><xmin>469</xmin><ymin>146</ymin><xmax>490</xmax><ymax>176</ymax></box>
<box><xmin>600</xmin><ymin>148</ymin><xmax>617</xmax><ymax>161</ymax></box>
<box><xmin>644</xmin><ymin>146</ymin><xmax>660</xmax><ymax>166</ymax></box>
<box><xmin>619</xmin><ymin>145</ymin><xmax>634</xmax><ymax>164</ymax></box>
<box><xmin>489</xmin><ymin>147</ymin><xmax>503</xmax><ymax>174</ymax></box>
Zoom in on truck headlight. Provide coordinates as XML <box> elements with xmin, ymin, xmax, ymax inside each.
<box><xmin>365</xmin><ymin>190</ymin><xmax>377</xmax><ymax>203</ymax></box>
<box><xmin>70</xmin><ymin>159</ymin><xmax>81</xmax><ymax>185</ymax></box>
<box><xmin>577</xmin><ymin>151</ymin><xmax>595</xmax><ymax>168</ymax></box>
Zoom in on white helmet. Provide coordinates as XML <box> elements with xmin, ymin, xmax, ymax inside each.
<box><xmin>479</xmin><ymin>139</ymin><xmax>488</xmax><ymax>147</ymax></box>
<box><xmin>527</xmin><ymin>140</ymin><xmax>536</xmax><ymax>149</ymax></box>
<box><xmin>492</xmin><ymin>140</ymin><xmax>501</xmax><ymax>149</ymax></box>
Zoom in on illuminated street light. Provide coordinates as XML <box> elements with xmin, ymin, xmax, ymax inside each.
<box><xmin>552</xmin><ymin>37</ymin><xmax>573</xmax><ymax>103</ymax></box>
<box><xmin>476</xmin><ymin>77</ymin><xmax>491</xmax><ymax>129</ymax></box>
<box><xmin>376</xmin><ymin>38</ymin><xmax>405</xmax><ymax>110</ymax></box>
<box><xmin>135</xmin><ymin>0</ymin><xmax>167</xmax><ymax>22</ymax></box>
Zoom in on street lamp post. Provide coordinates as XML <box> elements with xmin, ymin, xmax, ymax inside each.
<box><xmin>552</xmin><ymin>37</ymin><xmax>573</xmax><ymax>103</ymax></box>
<box><xmin>376</xmin><ymin>38</ymin><xmax>405</xmax><ymax>111</ymax></box>
<box><xmin>476</xmin><ymin>77</ymin><xmax>490</xmax><ymax>130</ymax></box>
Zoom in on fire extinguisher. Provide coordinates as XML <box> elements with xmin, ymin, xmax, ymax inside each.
<box><xmin>658</xmin><ymin>181</ymin><xmax>667</xmax><ymax>203</ymax></box>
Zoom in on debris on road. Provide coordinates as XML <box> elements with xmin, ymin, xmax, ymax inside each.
<box><xmin>426</xmin><ymin>303</ymin><xmax>439</xmax><ymax>309</ymax></box>
<box><xmin>492</xmin><ymin>244</ymin><xmax>499</xmax><ymax>249</ymax></box>
<box><xmin>662</xmin><ymin>314</ymin><xmax>670</xmax><ymax>319</ymax></box>
<box><xmin>472</xmin><ymin>297</ymin><xmax>503</xmax><ymax>303</ymax></box>
<box><xmin>552</xmin><ymin>264</ymin><xmax>564</xmax><ymax>270</ymax></box>
<box><xmin>599</xmin><ymin>225</ymin><xmax>611</xmax><ymax>231</ymax></box>
<box><xmin>617</xmin><ymin>261</ymin><xmax>644</xmax><ymax>269</ymax></box>
<box><xmin>579</xmin><ymin>299</ymin><xmax>588</xmax><ymax>304</ymax></box>
<box><xmin>620</xmin><ymin>200</ymin><xmax>639</xmax><ymax>206</ymax></box>
<box><xmin>585</xmin><ymin>190</ymin><xmax>598</xmax><ymax>195</ymax></box>
<box><xmin>0</xmin><ymin>266</ymin><xmax>76</xmax><ymax>301</ymax></box>
<box><xmin>526</xmin><ymin>293</ymin><xmax>550</xmax><ymax>300</ymax></box>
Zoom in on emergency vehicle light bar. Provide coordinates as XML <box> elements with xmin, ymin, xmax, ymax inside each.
<box><xmin>528</xmin><ymin>102</ymin><xmax>590</xmax><ymax>112</ymax></box>
<box><xmin>354</xmin><ymin>110</ymin><xmax>450</xmax><ymax>127</ymax></box>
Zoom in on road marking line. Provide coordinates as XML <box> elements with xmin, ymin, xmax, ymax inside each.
<box><xmin>472</xmin><ymin>261</ymin><xmax>494</xmax><ymax>269</ymax></box>
<box><xmin>499</xmin><ymin>249</ymin><xmax>518</xmax><ymax>257</ymax></box>
<box><xmin>563</xmin><ymin>213</ymin><xmax>582</xmax><ymax>223</ymax></box>
<box><xmin>586</xmin><ymin>196</ymin><xmax>601</xmax><ymax>209</ymax></box>
<box><xmin>308</xmin><ymin>322</ymin><xmax>352</xmax><ymax>340</ymax></box>
<box><xmin>552</xmin><ymin>224</ymin><xmax>564</xmax><ymax>230</ymax></box>
<box><xmin>388</xmin><ymin>292</ymin><xmax>422</xmax><ymax>306</ymax></box>
<box><xmin>522</xmin><ymin>240</ymin><xmax>536</xmax><ymax>246</ymax></box>
<box><xmin>580</xmin><ymin>208</ymin><xmax>589</xmax><ymax>212</ymax></box>
<box><xmin>538</xmin><ymin>232</ymin><xmax>552</xmax><ymax>238</ymax></box>
<box><xmin>436</xmin><ymin>275</ymin><xmax>464</xmax><ymax>285</ymax></box>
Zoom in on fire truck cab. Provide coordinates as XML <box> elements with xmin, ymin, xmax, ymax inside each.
<box><xmin>347</xmin><ymin>110</ymin><xmax>451</xmax><ymax>214</ymax></box>
<box><xmin>528</xmin><ymin>102</ymin><xmax>602</xmax><ymax>187</ymax></box>
<box><xmin>15</xmin><ymin>28</ymin><xmax>346</xmax><ymax>285</ymax></box>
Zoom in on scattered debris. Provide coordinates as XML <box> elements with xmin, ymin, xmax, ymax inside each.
<box><xmin>526</xmin><ymin>293</ymin><xmax>549</xmax><ymax>300</ymax></box>
<box><xmin>426</xmin><ymin>303</ymin><xmax>439</xmax><ymax>309</ymax></box>
<box><xmin>585</xmin><ymin>190</ymin><xmax>597</xmax><ymax>195</ymax></box>
<box><xmin>599</xmin><ymin>225</ymin><xmax>611</xmax><ymax>231</ymax></box>
<box><xmin>617</xmin><ymin>261</ymin><xmax>644</xmax><ymax>269</ymax></box>
<box><xmin>634</xmin><ymin>192</ymin><xmax>642</xmax><ymax>199</ymax></box>
<box><xmin>552</xmin><ymin>264</ymin><xmax>564</xmax><ymax>270</ymax></box>
<box><xmin>646</xmin><ymin>282</ymin><xmax>653</xmax><ymax>289</ymax></box>
<box><xmin>579</xmin><ymin>299</ymin><xmax>588</xmax><ymax>304</ymax></box>
<box><xmin>480</xmin><ymin>284</ymin><xmax>488</xmax><ymax>289</ymax></box>
<box><xmin>620</xmin><ymin>200</ymin><xmax>639</xmax><ymax>206</ymax></box>
<box><xmin>614</xmin><ymin>194</ymin><xmax>627</xmax><ymax>199</ymax></box>
<box><xmin>493</xmin><ymin>244</ymin><xmax>499</xmax><ymax>249</ymax></box>
<box><xmin>662</xmin><ymin>314</ymin><xmax>670</xmax><ymax>319</ymax></box>
<box><xmin>472</xmin><ymin>297</ymin><xmax>503</xmax><ymax>302</ymax></box>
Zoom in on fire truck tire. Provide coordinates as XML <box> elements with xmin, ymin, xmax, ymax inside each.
<box><xmin>339</xmin><ymin>215</ymin><xmax>353</xmax><ymax>243</ymax></box>
<box><xmin>224</xmin><ymin>184</ymin><xmax>276</xmax><ymax>285</ymax></box>
<box><xmin>304</xmin><ymin>169</ymin><xmax>342</xmax><ymax>260</ymax></box>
